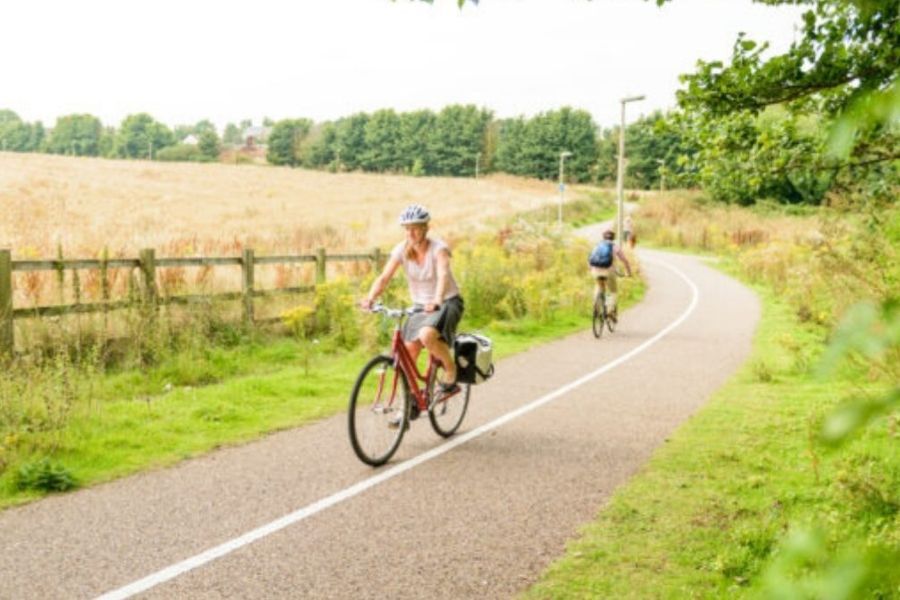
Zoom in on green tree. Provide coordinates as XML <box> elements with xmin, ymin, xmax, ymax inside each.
<box><xmin>362</xmin><ymin>109</ymin><xmax>402</xmax><ymax>171</ymax></box>
<box><xmin>115</xmin><ymin>113</ymin><xmax>175</xmax><ymax>159</ymax></box>
<box><xmin>397</xmin><ymin>110</ymin><xmax>437</xmax><ymax>174</ymax></box>
<box><xmin>494</xmin><ymin>117</ymin><xmax>529</xmax><ymax>176</ymax></box>
<box><xmin>46</xmin><ymin>114</ymin><xmax>103</xmax><ymax>156</ymax></box>
<box><xmin>29</xmin><ymin>121</ymin><xmax>46</xmax><ymax>152</ymax></box>
<box><xmin>302</xmin><ymin>122</ymin><xmax>338</xmax><ymax>169</ymax></box>
<box><xmin>0</xmin><ymin>110</ymin><xmax>36</xmax><ymax>152</ymax></box>
<box><xmin>427</xmin><ymin>104</ymin><xmax>492</xmax><ymax>176</ymax></box>
<box><xmin>197</xmin><ymin>129</ymin><xmax>222</xmax><ymax>160</ymax></box>
<box><xmin>609</xmin><ymin>111</ymin><xmax>699</xmax><ymax>190</ymax></box>
<box><xmin>222</xmin><ymin>123</ymin><xmax>242</xmax><ymax>146</ymax></box>
<box><xmin>266</xmin><ymin>118</ymin><xmax>312</xmax><ymax>166</ymax></box>
<box><xmin>675</xmin><ymin>0</ymin><xmax>899</xmax><ymax>204</ymax></box>
<box><xmin>333</xmin><ymin>113</ymin><xmax>370</xmax><ymax>171</ymax></box>
<box><xmin>495</xmin><ymin>107</ymin><xmax>597</xmax><ymax>182</ymax></box>
<box><xmin>173</xmin><ymin>124</ymin><xmax>194</xmax><ymax>142</ymax></box>
<box><xmin>98</xmin><ymin>126</ymin><xmax>117</xmax><ymax>157</ymax></box>
<box><xmin>193</xmin><ymin>119</ymin><xmax>216</xmax><ymax>136</ymax></box>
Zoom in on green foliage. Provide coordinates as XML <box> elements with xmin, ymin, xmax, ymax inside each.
<box><xmin>398</xmin><ymin>110</ymin><xmax>438</xmax><ymax>173</ymax></box>
<box><xmin>622</xmin><ymin>193</ymin><xmax>900</xmax><ymax>595</ymax></box>
<box><xmin>0</xmin><ymin>109</ymin><xmax>43</xmax><ymax>152</ymax></box>
<box><xmin>13</xmin><ymin>459</ymin><xmax>78</xmax><ymax>492</ymax></box>
<box><xmin>222</xmin><ymin>122</ymin><xmax>242</xmax><ymax>146</ymax></box>
<box><xmin>678</xmin><ymin>107</ymin><xmax>839</xmax><ymax>205</ymax></box>
<box><xmin>155</xmin><ymin>144</ymin><xmax>210</xmax><ymax>162</ymax></box>
<box><xmin>333</xmin><ymin>113</ymin><xmax>369</xmax><ymax>170</ymax></box>
<box><xmin>361</xmin><ymin>109</ymin><xmax>402</xmax><ymax>171</ymax></box>
<box><xmin>266</xmin><ymin>118</ymin><xmax>312</xmax><ymax>167</ymax></box>
<box><xmin>427</xmin><ymin>104</ymin><xmax>493</xmax><ymax>176</ymax></box>
<box><xmin>46</xmin><ymin>114</ymin><xmax>103</xmax><ymax>156</ymax></box>
<box><xmin>674</xmin><ymin>0</ymin><xmax>899</xmax><ymax>205</ymax></box>
<box><xmin>454</xmin><ymin>218</ymin><xmax>639</xmax><ymax>326</ymax></box>
<box><xmin>594</xmin><ymin>110</ymin><xmax>698</xmax><ymax>188</ymax></box>
<box><xmin>303</xmin><ymin>105</ymin><xmax>491</xmax><ymax>177</ymax></box>
<box><xmin>525</xmin><ymin>285</ymin><xmax>899</xmax><ymax>598</ymax></box>
<box><xmin>115</xmin><ymin>113</ymin><xmax>175</xmax><ymax>159</ymax></box>
<box><xmin>315</xmin><ymin>282</ymin><xmax>361</xmax><ymax>349</ymax></box>
<box><xmin>197</xmin><ymin>129</ymin><xmax>221</xmax><ymax>160</ymax></box>
<box><xmin>817</xmin><ymin>299</ymin><xmax>899</xmax><ymax>445</ymax></box>
<box><xmin>494</xmin><ymin>107</ymin><xmax>598</xmax><ymax>182</ymax></box>
<box><xmin>761</xmin><ymin>527</ymin><xmax>900</xmax><ymax>600</ymax></box>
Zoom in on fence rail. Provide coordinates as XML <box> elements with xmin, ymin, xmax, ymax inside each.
<box><xmin>0</xmin><ymin>246</ymin><xmax>383</xmax><ymax>356</ymax></box>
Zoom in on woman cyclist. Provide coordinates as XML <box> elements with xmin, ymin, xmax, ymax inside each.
<box><xmin>360</xmin><ymin>204</ymin><xmax>464</xmax><ymax>421</ymax></box>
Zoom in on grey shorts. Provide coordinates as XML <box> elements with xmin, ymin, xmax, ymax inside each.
<box><xmin>402</xmin><ymin>295</ymin><xmax>464</xmax><ymax>345</ymax></box>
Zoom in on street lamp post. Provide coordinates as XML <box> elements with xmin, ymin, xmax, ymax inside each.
<box><xmin>558</xmin><ymin>150</ymin><xmax>573</xmax><ymax>225</ymax></box>
<box><xmin>616</xmin><ymin>95</ymin><xmax>645</xmax><ymax>243</ymax></box>
<box><xmin>656</xmin><ymin>158</ymin><xmax>666</xmax><ymax>192</ymax></box>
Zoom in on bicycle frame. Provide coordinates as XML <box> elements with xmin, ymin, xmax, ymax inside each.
<box><xmin>389</xmin><ymin>324</ymin><xmax>438</xmax><ymax>413</ymax></box>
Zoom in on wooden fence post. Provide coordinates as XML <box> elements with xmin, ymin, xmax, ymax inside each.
<box><xmin>316</xmin><ymin>247</ymin><xmax>326</xmax><ymax>285</ymax></box>
<box><xmin>242</xmin><ymin>248</ymin><xmax>255</xmax><ymax>325</ymax></box>
<box><xmin>0</xmin><ymin>250</ymin><xmax>13</xmax><ymax>358</ymax></box>
<box><xmin>139</xmin><ymin>248</ymin><xmax>158</xmax><ymax>309</ymax></box>
<box><xmin>372</xmin><ymin>247</ymin><xmax>382</xmax><ymax>271</ymax></box>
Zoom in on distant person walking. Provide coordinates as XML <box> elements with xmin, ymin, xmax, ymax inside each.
<box><xmin>623</xmin><ymin>215</ymin><xmax>635</xmax><ymax>249</ymax></box>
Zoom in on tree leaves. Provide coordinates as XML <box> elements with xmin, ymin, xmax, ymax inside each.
<box><xmin>817</xmin><ymin>298</ymin><xmax>900</xmax><ymax>445</ymax></box>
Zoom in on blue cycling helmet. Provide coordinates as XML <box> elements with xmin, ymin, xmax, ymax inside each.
<box><xmin>399</xmin><ymin>204</ymin><xmax>431</xmax><ymax>225</ymax></box>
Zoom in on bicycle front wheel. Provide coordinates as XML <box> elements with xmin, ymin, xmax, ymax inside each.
<box><xmin>427</xmin><ymin>362</ymin><xmax>470</xmax><ymax>437</ymax></box>
<box><xmin>348</xmin><ymin>355</ymin><xmax>409</xmax><ymax>466</ymax></box>
<box><xmin>592</xmin><ymin>296</ymin><xmax>604</xmax><ymax>338</ymax></box>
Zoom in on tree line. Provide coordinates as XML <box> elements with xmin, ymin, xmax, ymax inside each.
<box><xmin>3</xmin><ymin>0</ymin><xmax>895</xmax><ymax>208</ymax></box>
<box><xmin>0</xmin><ymin>110</ymin><xmax>227</xmax><ymax>163</ymax></box>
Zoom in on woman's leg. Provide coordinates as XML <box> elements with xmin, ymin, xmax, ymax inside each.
<box><xmin>418</xmin><ymin>326</ymin><xmax>456</xmax><ymax>384</ymax></box>
<box><xmin>607</xmin><ymin>270</ymin><xmax>619</xmax><ymax>314</ymax></box>
<box><xmin>404</xmin><ymin>339</ymin><xmax>423</xmax><ymax>363</ymax></box>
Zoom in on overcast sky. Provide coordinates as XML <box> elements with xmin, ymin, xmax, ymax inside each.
<box><xmin>3</xmin><ymin>0</ymin><xmax>805</xmax><ymax>131</ymax></box>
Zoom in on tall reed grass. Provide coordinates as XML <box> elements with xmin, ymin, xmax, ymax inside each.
<box><xmin>636</xmin><ymin>192</ymin><xmax>898</xmax><ymax>330</ymax></box>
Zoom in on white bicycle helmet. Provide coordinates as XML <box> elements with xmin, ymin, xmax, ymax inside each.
<box><xmin>399</xmin><ymin>204</ymin><xmax>431</xmax><ymax>225</ymax></box>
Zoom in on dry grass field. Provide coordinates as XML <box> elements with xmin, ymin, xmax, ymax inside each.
<box><xmin>0</xmin><ymin>152</ymin><xmax>559</xmax><ymax>259</ymax></box>
<box><xmin>1</xmin><ymin>152</ymin><xmax>568</xmax><ymax>309</ymax></box>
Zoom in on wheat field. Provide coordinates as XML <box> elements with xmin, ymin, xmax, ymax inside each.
<box><xmin>0</xmin><ymin>152</ymin><xmax>560</xmax><ymax>259</ymax></box>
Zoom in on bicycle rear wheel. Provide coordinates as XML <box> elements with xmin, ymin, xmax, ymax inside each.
<box><xmin>348</xmin><ymin>355</ymin><xmax>409</xmax><ymax>466</ymax></box>
<box><xmin>427</xmin><ymin>362</ymin><xmax>470</xmax><ymax>437</ymax></box>
<box><xmin>592</xmin><ymin>295</ymin><xmax>604</xmax><ymax>338</ymax></box>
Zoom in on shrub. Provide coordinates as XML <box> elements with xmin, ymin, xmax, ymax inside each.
<box><xmin>14</xmin><ymin>459</ymin><xmax>78</xmax><ymax>492</ymax></box>
<box><xmin>155</xmin><ymin>144</ymin><xmax>212</xmax><ymax>163</ymax></box>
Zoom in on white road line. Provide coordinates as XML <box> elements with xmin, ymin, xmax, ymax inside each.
<box><xmin>96</xmin><ymin>257</ymin><xmax>699</xmax><ymax>600</ymax></box>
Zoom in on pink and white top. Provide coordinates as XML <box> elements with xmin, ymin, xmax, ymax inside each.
<box><xmin>390</xmin><ymin>238</ymin><xmax>461</xmax><ymax>305</ymax></box>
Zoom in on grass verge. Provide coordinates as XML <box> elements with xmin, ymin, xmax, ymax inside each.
<box><xmin>0</xmin><ymin>264</ymin><xmax>644</xmax><ymax>510</ymax></box>
<box><xmin>524</xmin><ymin>271</ymin><xmax>899</xmax><ymax>598</ymax></box>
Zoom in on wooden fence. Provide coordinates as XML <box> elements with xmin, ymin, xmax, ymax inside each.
<box><xmin>0</xmin><ymin>246</ymin><xmax>383</xmax><ymax>356</ymax></box>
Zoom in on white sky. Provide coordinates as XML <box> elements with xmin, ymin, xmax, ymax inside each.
<box><xmin>2</xmin><ymin>0</ymin><xmax>805</xmax><ymax>131</ymax></box>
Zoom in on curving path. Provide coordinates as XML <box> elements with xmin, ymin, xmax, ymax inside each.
<box><xmin>0</xmin><ymin>248</ymin><xmax>759</xmax><ymax>599</ymax></box>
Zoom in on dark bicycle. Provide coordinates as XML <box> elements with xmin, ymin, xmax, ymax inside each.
<box><xmin>348</xmin><ymin>304</ymin><xmax>471</xmax><ymax>466</ymax></box>
<box><xmin>592</xmin><ymin>270</ymin><xmax>623</xmax><ymax>338</ymax></box>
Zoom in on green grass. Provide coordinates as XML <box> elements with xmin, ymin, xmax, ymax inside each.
<box><xmin>523</xmin><ymin>280</ymin><xmax>899</xmax><ymax>598</ymax></box>
<box><xmin>0</xmin><ymin>277</ymin><xmax>645</xmax><ymax>509</ymax></box>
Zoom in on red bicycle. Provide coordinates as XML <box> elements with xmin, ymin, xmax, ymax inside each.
<box><xmin>348</xmin><ymin>304</ymin><xmax>471</xmax><ymax>466</ymax></box>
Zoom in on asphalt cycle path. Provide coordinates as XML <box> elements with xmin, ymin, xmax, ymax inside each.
<box><xmin>0</xmin><ymin>249</ymin><xmax>760</xmax><ymax>599</ymax></box>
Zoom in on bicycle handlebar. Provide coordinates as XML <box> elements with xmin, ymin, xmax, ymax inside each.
<box><xmin>366</xmin><ymin>303</ymin><xmax>423</xmax><ymax>319</ymax></box>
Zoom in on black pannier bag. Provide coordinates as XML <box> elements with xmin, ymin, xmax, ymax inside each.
<box><xmin>454</xmin><ymin>333</ymin><xmax>494</xmax><ymax>384</ymax></box>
